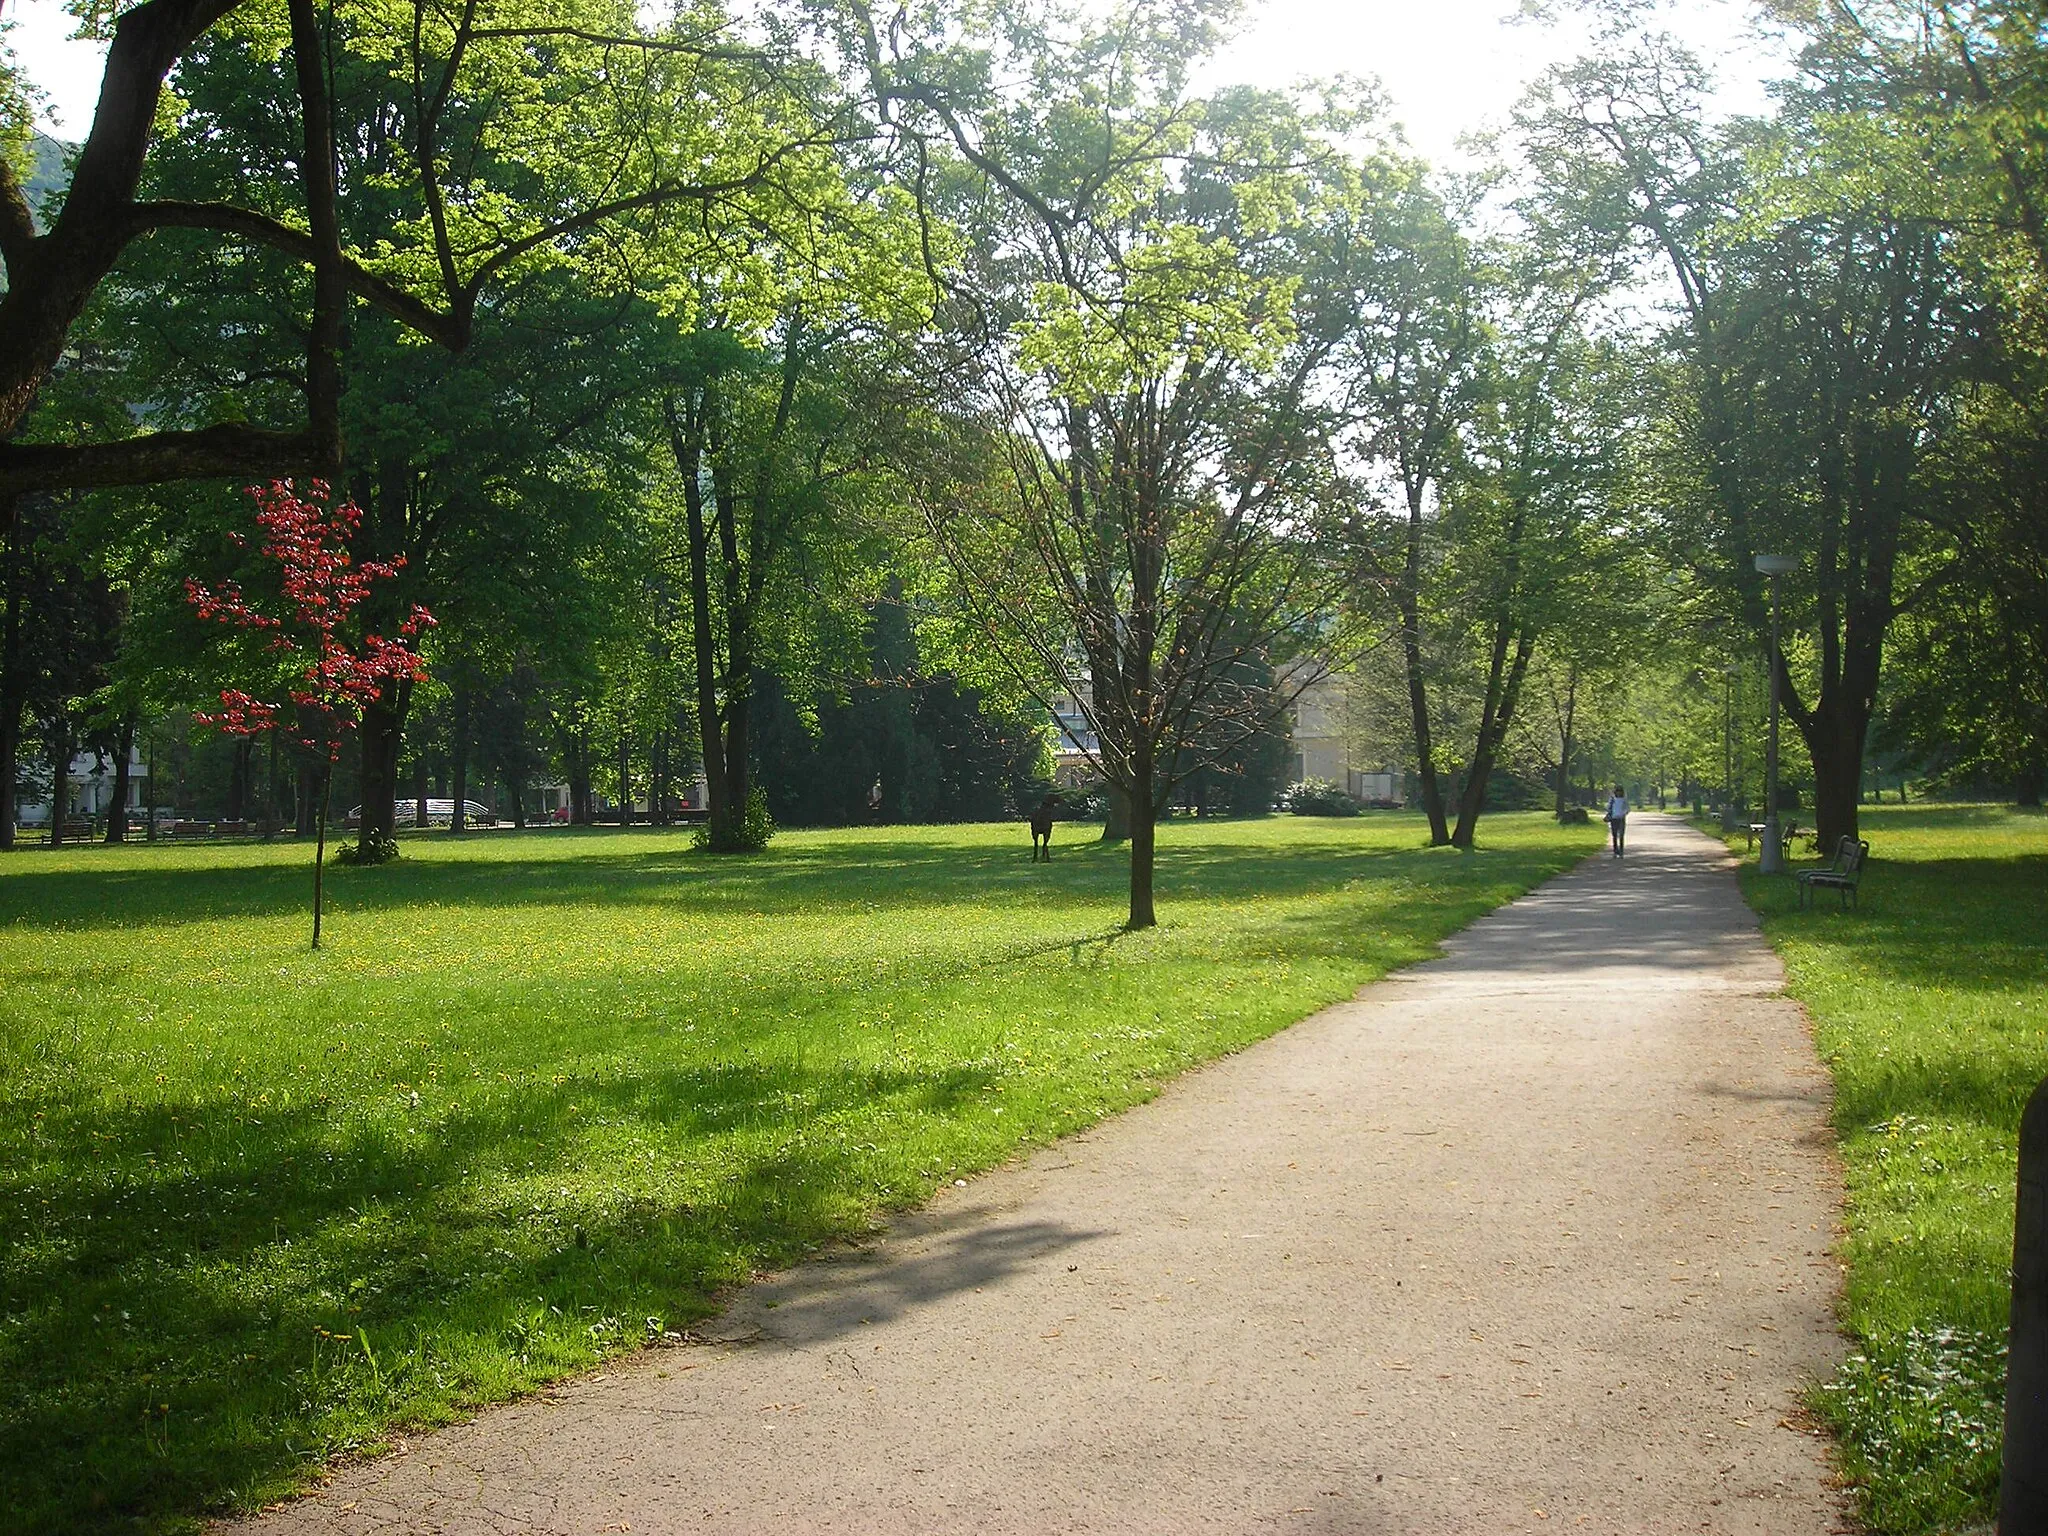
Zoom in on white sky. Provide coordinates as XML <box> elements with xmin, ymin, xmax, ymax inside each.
<box><xmin>7</xmin><ymin>0</ymin><xmax>1794</xmax><ymax>166</ymax></box>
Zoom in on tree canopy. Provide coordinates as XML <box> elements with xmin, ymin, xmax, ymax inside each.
<box><xmin>0</xmin><ymin>0</ymin><xmax>2037</xmax><ymax>903</ymax></box>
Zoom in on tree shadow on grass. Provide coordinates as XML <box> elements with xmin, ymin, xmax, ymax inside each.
<box><xmin>1748</xmin><ymin>853</ymin><xmax>2048</xmax><ymax>1135</ymax></box>
<box><xmin>0</xmin><ymin>830</ymin><xmax>1460</xmax><ymax>936</ymax></box>
<box><xmin>1754</xmin><ymin>855</ymin><xmax>2048</xmax><ymax>994</ymax></box>
<box><xmin>0</xmin><ymin>1056</ymin><xmax>1005</xmax><ymax>1534</ymax></box>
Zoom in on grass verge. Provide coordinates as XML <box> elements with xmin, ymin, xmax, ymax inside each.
<box><xmin>0</xmin><ymin>812</ymin><xmax>1594</xmax><ymax>1533</ymax></box>
<box><xmin>1718</xmin><ymin>804</ymin><xmax>2048</xmax><ymax>1534</ymax></box>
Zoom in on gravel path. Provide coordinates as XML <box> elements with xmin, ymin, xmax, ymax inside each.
<box><xmin>232</xmin><ymin>813</ymin><xmax>1852</xmax><ymax>1534</ymax></box>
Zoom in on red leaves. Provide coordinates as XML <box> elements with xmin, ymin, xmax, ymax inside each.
<box><xmin>186</xmin><ymin>480</ymin><xmax>435</xmax><ymax>761</ymax></box>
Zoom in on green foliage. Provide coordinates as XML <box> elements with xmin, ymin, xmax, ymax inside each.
<box><xmin>1725</xmin><ymin>804</ymin><xmax>2048</xmax><ymax>1533</ymax></box>
<box><xmin>692</xmin><ymin>785</ymin><xmax>775</xmax><ymax>853</ymax></box>
<box><xmin>0</xmin><ymin>814</ymin><xmax>1595</xmax><ymax>1531</ymax></box>
<box><xmin>753</xmin><ymin>663</ymin><xmax>1049</xmax><ymax>828</ymax></box>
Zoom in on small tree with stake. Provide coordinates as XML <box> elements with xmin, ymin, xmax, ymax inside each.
<box><xmin>186</xmin><ymin>480</ymin><xmax>434</xmax><ymax>948</ymax></box>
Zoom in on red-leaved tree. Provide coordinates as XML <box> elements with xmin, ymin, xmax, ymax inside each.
<box><xmin>186</xmin><ymin>480</ymin><xmax>434</xmax><ymax>947</ymax></box>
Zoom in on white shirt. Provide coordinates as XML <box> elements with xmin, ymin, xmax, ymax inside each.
<box><xmin>1607</xmin><ymin>795</ymin><xmax>1629</xmax><ymax>820</ymax></box>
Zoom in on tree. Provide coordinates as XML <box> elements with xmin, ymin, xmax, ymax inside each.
<box><xmin>753</xmin><ymin>585</ymin><xmax>1051</xmax><ymax>826</ymax></box>
<box><xmin>0</xmin><ymin>0</ymin><xmax>853</xmax><ymax>504</ymax></box>
<box><xmin>44</xmin><ymin>4</ymin><xmax>855</xmax><ymax>846</ymax></box>
<box><xmin>655</xmin><ymin>297</ymin><xmax>924</xmax><ymax>851</ymax></box>
<box><xmin>1436</xmin><ymin>295</ymin><xmax>1637</xmax><ymax>847</ymax></box>
<box><xmin>1766</xmin><ymin>0</ymin><xmax>2048</xmax><ymax>802</ymax></box>
<box><xmin>862</xmin><ymin>4</ymin><xmax>1375</xmax><ymax>926</ymax></box>
<box><xmin>1517</xmin><ymin>32</ymin><xmax>1974</xmax><ymax>852</ymax></box>
<box><xmin>1328</xmin><ymin>168</ymin><xmax>1489</xmax><ymax>845</ymax></box>
<box><xmin>184</xmin><ymin>480</ymin><xmax>433</xmax><ymax>946</ymax></box>
<box><xmin>0</xmin><ymin>495</ymin><xmax>120</xmax><ymax>848</ymax></box>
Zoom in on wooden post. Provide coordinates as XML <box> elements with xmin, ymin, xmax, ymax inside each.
<box><xmin>2003</xmin><ymin>1075</ymin><xmax>2048</xmax><ymax>1532</ymax></box>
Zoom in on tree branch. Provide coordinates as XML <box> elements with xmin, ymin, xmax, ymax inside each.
<box><xmin>0</xmin><ymin>425</ymin><xmax>325</xmax><ymax>495</ymax></box>
<box><xmin>125</xmin><ymin>200</ymin><xmax>467</xmax><ymax>346</ymax></box>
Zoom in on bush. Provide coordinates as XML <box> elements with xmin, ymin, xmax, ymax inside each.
<box><xmin>1557</xmin><ymin>805</ymin><xmax>1590</xmax><ymax>825</ymax></box>
<box><xmin>1281</xmin><ymin>778</ymin><xmax>1362</xmax><ymax>817</ymax></box>
<box><xmin>692</xmin><ymin>786</ymin><xmax>776</xmax><ymax>853</ymax></box>
<box><xmin>332</xmin><ymin>830</ymin><xmax>401</xmax><ymax>866</ymax></box>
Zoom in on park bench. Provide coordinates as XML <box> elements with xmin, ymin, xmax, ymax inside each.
<box><xmin>172</xmin><ymin>820</ymin><xmax>211</xmax><ymax>837</ymax></box>
<box><xmin>1747</xmin><ymin>819</ymin><xmax>1820</xmax><ymax>859</ymax></box>
<box><xmin>213</xmin><ymin>820</ymin><xmax>252</xmax><ymax>837</ymax></box>
<box><xmin>1797</xmin><ymin>835</ymin><xmax>1871</xmax><ymax>910</ymax></box>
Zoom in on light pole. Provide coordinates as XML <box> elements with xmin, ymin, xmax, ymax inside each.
<box><xmin>1755</xmin><ymin>553</ymin><xmax>1799</xmax><ymax>873</ymax></box>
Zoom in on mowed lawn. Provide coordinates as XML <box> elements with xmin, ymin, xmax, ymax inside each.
<box><xmin>1732</xmin><ymin>805</ymin><xmax>2048</xmax><ymax>1534</ymax></box>
<box><xmin>0</xmin><ymin>813</ymin><xmax>1595</xmax><ymax>1533</ymax></box>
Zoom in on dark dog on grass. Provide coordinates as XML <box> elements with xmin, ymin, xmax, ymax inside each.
<box><xmin>1029</xmin><ymin>795</ymin><xmax>1059</xmax><ymax>862</ymax></box>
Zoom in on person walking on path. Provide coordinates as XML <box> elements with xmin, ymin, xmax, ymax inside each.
<box><xmin>1605</xmin><ymin>782</ymin><xmax>1629</xmax><ymax>856</ymax></box>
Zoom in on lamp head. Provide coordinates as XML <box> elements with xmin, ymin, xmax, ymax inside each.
<box><xmin>1754</xmin><ymin>554</ymin><xmax>1799</xmax><ymax>575</ymax></box>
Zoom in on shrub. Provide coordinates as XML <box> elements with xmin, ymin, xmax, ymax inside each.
<box><xmin>1281</xmin><ymin>778</ymin><xmax>1362</xmax><ymax>816</ymax></box>
<box><xmin>693</xmin><ymin>786</ymin><xmax>776</xmax><ymax>853</ymax></box>
<box><xmin>333</xmin><ymin>830</ymin><xmax>401</xmax><ymax>866</ymax></box>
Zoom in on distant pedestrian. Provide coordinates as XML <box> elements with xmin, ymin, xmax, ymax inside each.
<box><xmin>1605</xmin><ymin>784</ymin><xmax>1629</xmax><ymax>857</ymax></box>
<box><xmin>1029</xmin><ymin>794</ymin><xmax>1058</xmax><ymax>862</ymax></box>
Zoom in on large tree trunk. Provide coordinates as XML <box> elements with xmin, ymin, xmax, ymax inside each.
<box><xmin>673</xmin><ymin>395</ymin><xmax>740</xmax><ymax>847</ymax></box>
<box><xmin>356</xmin><ymin>683</ymin><xmax>411</xmax><ymax>843</ymax></box>
<box><xmin>720</xmin><ymin>690</ymin><xmax>751</xmax><ymax>843</ymax></box>
<box><xmin>1396</xmin><ymin>483</ymin><xmax>1450</xmax><ymax>845</ymax></box>
<box><xmin>1400</xmin><ymin>611</ymin><xmax>1449</xmax><ymax>843</ymax></box>
<box><xmin>564</xmin><ymin>734</ymin><xmax>592</xmax><ymax>825</ymax></box>
<box><xmin>0</xmin><ymin>702</ymin><xmax>15</xmax><ymax>852</ymax></box>
<box><xmin>411</xmin><ymin>756</ymin><xmax>429</xmax><ymax>828</ymax></box>
<box><xmin>1451</xmin><ymin>627</ymin><xmax>1536</xmax><ymax>848</ymax></box>
<box><xmin>0</xmin><ymin>497</ymin><xmax>19</xmax><ymax>851</ymax></box>
<box><xmin>104</xmin><ymin>712</ymin><xmax>135</xmax><ymax>842</ymax></box>
<box><xmin>711</xmin><ymin>461</ymin><xmax>759</xmax><ymax>851</ymax></box>
<box><xmin>449</xmin><ymin>687</ymin><xmax>469</xmax><ymax>833</ymax></box>
<box><xmin>264</xmin><ymin>728</ymin><xmax>281</xmax><ymax>834</ymax></box>
<box><xmin>650</xmin><ymin>728</ymin><xmax>670</xmax><ymax>827</ymax></box>
<box><xmin>1801</xmin><ymin>699</ymin><xmax>1871</xmax><ymax>856</ymax></box>
<box><xmin>616</xmin><ymin>734</ymin><xmax>632</xmax><ymax>825</ymax></box>
<box><xmin>1552</xmin><ymin>667</ymin><xmax>1578</xmax><ymax>820</ymax></box>
<box><xmin>1127</xmin><ymin>750</ymin><xmax>1157</xmax><ymax>929</ymax></box>
<box><xmin>1781</xmin><ymin>575</ymin><xmax>1886</xmax><ymax>855</ymax></box>
<box><xmin>47</xmin><ymin>714</ymin><xmax>69</xmax><ymax>847</ymax></box>
<box><xmin>225</xmin><ymin>736</ymin><xmax>251</xmax><ymax>822</ymax></box>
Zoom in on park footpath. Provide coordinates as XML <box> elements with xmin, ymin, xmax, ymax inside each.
<box><xmin>232</xmin><ymin>813</ymin><xmax>1852</xmax><ymax>1534</ymax></box>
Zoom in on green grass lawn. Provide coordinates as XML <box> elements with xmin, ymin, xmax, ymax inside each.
<box><xmin>1724</xmin><ymin>804</ymin><xmax>2048</xmax><ymax>1534</ymax></box>
<box><xmin>0</xmin><ymin>812</ymin><xmax>1595</xmax><ymax>1534</ymax></box>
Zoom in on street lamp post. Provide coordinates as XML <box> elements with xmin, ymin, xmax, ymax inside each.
<box><xmin>1755</xmin><ymin>554</ymin><xmax>1799</xmax><ymax>874</ymax></box>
